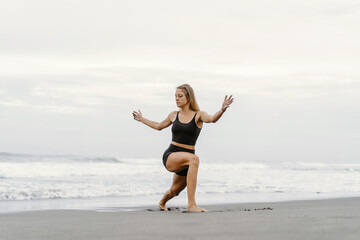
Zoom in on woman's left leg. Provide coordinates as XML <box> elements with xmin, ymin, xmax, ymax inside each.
<box><xmin>158</xmin><ymin>173</ymin><xmax>187</xmax><ymax>211</ymax></box>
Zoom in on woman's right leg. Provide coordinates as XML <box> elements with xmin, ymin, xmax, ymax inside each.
<box><xmin>166</xmin><ymin>152</ymin><xmax>208</xmax><ymax>212</ymax></box>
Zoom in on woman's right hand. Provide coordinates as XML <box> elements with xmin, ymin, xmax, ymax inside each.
<box><xmin>132</xmin><ymin>110</ymin><xmax>142</xmax><ymax>122</ymax></box>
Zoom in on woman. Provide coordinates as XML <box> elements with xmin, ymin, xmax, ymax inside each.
<box><xmin>132</xmin><ymin>84</ymin><xmax>234</xmax><ymax>212</ymax></box>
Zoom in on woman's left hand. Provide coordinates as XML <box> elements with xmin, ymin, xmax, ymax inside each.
<box><xmin>132</xmin><ymin>109</ymin><xmax>142</xmax><ymax>121</ymax></box>
<box><xmin>222</xmin><ymin>95</ymin><xmax>234</xmax><ymax>111</ymax></box>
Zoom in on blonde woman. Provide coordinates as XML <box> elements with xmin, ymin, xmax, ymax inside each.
<box><xmin>133</xmin><ymin>84</ymin><xmax>234</xmax><ymax>212</ymax></box>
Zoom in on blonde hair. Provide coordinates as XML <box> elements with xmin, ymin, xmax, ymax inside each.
<box><xmin>177</xmin><ymin>84</ymin><xmax>200</xmax><ymax>111</ymax></box>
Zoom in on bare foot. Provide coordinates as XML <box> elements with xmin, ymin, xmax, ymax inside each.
<box><xmin>158</xmin><ymin>202</ymin><xmax>168</xmax><ymax>211</ymax></box>
<box><xmin>188</xmin><ymin>206</ymin><xmax>209</xmax><ymax>212</ymax></box>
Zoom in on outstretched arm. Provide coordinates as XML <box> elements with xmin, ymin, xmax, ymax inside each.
<box><xmin>201</xmin><ymin>95</ymin><xmax>234</xmax><ymax>123</ymax></box>
<box><xmin>133</xmin><ymin>110</ymin><xmax>173</xmax><ymax>131</ymax></box>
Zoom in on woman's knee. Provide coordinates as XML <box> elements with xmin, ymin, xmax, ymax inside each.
<box><xmin>169</xmin><ymin>183</ymin><xmax>185</xmax><ymax>196</ymax></box>
<box><xmin>169</xmin><ymin>189</ymin><xmax>180</xmax><ymax>197</ymax></box>
<box><xmin>189</xmin><ymin>154</ymin><xmax>199</xmax><ymax>167</ymax></box>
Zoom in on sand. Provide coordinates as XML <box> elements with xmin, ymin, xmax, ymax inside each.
<box><xmin>0</xmin><ymin>197</ymin><xmax>359</xmax><ymax>240</ymax></box>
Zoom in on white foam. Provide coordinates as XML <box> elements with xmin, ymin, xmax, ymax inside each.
<box><xmin>1</xmin><ymin>153</ymin><xmax>359</xmax><ymax>201</ymax></box>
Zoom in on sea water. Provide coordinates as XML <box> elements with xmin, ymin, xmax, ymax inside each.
<box><xmin>0</xmin><ymin>152</ymin><xmax>359</xmax><ymax>213</ymax></box>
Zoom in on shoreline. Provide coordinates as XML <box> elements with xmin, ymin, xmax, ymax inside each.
<box><xmin>1</xmin><ymin>192</ymin><xmax>359</xmax><ymax>214</ymax></box>
<box><xmin>1</xmin><ymin>197</ymin><xmax>359</xmax><ymax>240</ymax></box>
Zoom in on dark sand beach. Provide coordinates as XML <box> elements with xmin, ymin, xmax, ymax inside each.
<box><xmin>1</xmin><ymin>197</ymin><xmax>359</xmax><ymax>240</ymax></box>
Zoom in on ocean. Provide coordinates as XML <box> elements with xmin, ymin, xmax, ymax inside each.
<box><xmin>0</xmin><ymin>152</ymin><xmax>359</xmax><ymax>213</ymax></box>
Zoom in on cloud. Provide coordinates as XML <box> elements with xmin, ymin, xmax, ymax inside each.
<box><xmin>1</xmin><ymin>0</ymin><xmax>359</xmax><ymax>67</ymax></box>
<box><xmin>2</xmin><ymin>65</ymin><xmax>359</xmax><ymax>116</ymax></box>
<box><xmin>0</xmin><ymin>1</ymin><xmax>359</xmax><ymax>159</ymax></box>
<box><xmin>0</xmin><ymin>99</ymin><xmax>89</xmax><ymax>114</ymax></box>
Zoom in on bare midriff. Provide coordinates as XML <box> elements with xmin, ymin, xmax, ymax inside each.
<box><xmin>171</xmin><ymin>141</ymin><xmax>195</xmax><ymax>150</ymax></box>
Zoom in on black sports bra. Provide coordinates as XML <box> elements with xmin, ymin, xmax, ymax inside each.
<box><xmin>171</xmin><ymin>112</ymin><xmax>201</xmax><ymax>146</ymax></box>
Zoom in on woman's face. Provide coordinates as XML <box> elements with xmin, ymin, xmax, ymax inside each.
<box><xmin>175</xmin><ymin>89</ymin><xmax>188</xmax><ymax>108</ymax></box>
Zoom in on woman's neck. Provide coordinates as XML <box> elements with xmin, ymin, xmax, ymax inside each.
<box><xmin>179</xmin><ymin>105</ymin><xmax>192</xmax><ymax>115</ymax></box>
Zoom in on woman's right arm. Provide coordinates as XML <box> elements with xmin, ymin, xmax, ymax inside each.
<box><xmin>133</xmin><ymin>110</ymin><xmax>174</xmax><ymax>131</ymax></box>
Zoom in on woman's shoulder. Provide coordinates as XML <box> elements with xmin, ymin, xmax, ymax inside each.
<box><xmin>196</xmin><ymin>110</ymin><xmax>207</xmax><ymax>117</ymax></box>
<box><xmin>168</xmin><ymin>111</ymin><xmax>178</xmax><ymax>122</ymax></box>
<box><xmin>195</xmin><ymin>111</ymin><xmax>207</xmax><ymax>122</ymax></box>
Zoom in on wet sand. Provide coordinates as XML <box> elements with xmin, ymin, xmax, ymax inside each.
<box><xmin>0</xmin><ymin>197</ymin><xmax>359</xmax><ymax>240</ymax></box>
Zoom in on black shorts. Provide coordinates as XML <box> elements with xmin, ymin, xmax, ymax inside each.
<box><xmin>162</xmin><ymin>144</ymin><xmax>195</xmax><ymax>176</ymax></box>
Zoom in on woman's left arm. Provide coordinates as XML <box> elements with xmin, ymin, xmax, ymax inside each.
<box><xmin>201</xmin><ymin>95</ymin><xmax>234</xmax><ymax>123</ymax></box>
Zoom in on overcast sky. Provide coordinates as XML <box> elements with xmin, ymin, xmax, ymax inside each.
<box><xmin>1</xmin><ymin>0</ymin><xmax>359</xmax><ymax>162</ymax></box>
